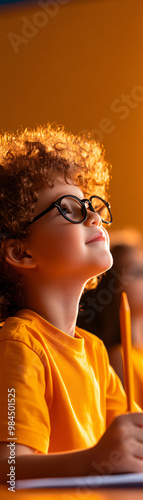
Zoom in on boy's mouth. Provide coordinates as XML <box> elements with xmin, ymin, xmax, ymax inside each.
<box><xmin>86</xmin><ymin>229</ymin><xmax>107</xmax><ymax>244</ymax></box>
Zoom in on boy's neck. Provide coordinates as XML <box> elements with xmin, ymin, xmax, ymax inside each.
<box><xmin>24</xmin><ymin>275</ymin><xmax>85</xmax><ymax>337</ymax></box>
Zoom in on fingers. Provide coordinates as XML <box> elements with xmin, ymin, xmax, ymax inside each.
<box><xmin>134</xmin><ymin>442</ymin><xmax>143</xmax><ymax>460</ymax></box>
<box><xmin>92</xmin><ymin>412</ymin><xmax>143</xmax><ymax>475</ymax></box>
<box><xmin>114</xmin><ymin>413</ymin><xmax>143</xmax><ymax>447</ymax></box>
<box><xmin>104</xmin><ymin>413</ymin><xmax>143</xmax><ymax>473</ymax></box>
<box><xmin>125</xmin><ymin>412</ymin><xmax>143</xmax><ymax>426</ymax></box>
<box><xmin>134</xmin><ymin>426</ymin><xmax>143</xmax><ymax>444</ymax></box>
<box><xmin>123</xmin><ymin>414</ymin><xmax>143</xmax><ymax>444</ymax></box>
<box><xmin>126</xmin><ymin>436</ymin><xmax>143</xmax><ymax>458</ymax></box>
<box><xmin>116</xmin><ymin>413</ymin><xmax>143</xmax><ymax>471</ymax></box>
<box><xmin>114</xmin><ymin>412</ymin><xmax>143</xmax><ymax>431</ymax></box>
<box><xmin>127</xmin><ymin>454</ymin><xmax>143</xmax><ymax>473</ymax></box>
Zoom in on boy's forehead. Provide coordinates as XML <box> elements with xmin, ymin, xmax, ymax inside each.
<box><xmin>35</xmin><ymin>179</ymin><xmax>84</xmax><ymax>213</ymax></box>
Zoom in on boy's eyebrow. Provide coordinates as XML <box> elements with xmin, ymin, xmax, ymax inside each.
<box><xmin>47</xmin><ymin>191</ymin><xmax>85</xmax><ymax>202</ymax></box>
<box><xmin>61</xmin><ymin>189</ymin><xmax>84</xmax><ymax>198</ymax></box>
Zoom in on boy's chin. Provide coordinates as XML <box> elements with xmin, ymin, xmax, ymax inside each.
<box><xmin>96</xmin><ymin>251</ymin><xmax>113</xmax><ymax>275</ymax></box>
<box><xmin>104</xmin><ymin>250</ymin><xmax>113</xmax><ymax>269</ymax></box>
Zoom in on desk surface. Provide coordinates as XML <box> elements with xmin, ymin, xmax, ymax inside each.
<box><xmin>1</xmin><ymin>485</ymin><xmax>143</xmax><ymax>500</ymax></box>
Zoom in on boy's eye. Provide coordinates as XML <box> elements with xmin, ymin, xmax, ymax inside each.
<box><xmin>62</xmin><ymin>206</ymin><xmax>71</xmax><ymax>214</ymax></box>
<box><xmin>58</xmin><ymin>196</ymin><xmax>82</xmax><ymax>221</ymax></box>
<box><xmin>62</xmin><ymin>208</ymin><xmax>68</xmax><ymax>214</ymax></box>
<box><xmin>60</xmin><ymin>202</ymin><xmax>72</xmax><ymax>215</ymax></box>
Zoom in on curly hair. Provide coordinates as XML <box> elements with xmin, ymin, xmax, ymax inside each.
<box><xmin>0</xmin><ymin>123</ymin><xmax>111</xmax><ymax>322</ymax></box>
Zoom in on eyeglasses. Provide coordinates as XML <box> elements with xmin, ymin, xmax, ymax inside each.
<box><xmin>0</xmin><ymin>195</ymin><xmax>112</xmax><ymax>239</ymax></box>
<box><xmin>26</xmin><ymin>194</ymin><xmax>113</xmax><ymax>226</ymax></box>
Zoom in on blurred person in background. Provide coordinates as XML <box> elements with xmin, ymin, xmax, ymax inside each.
<box><xmin>77</xmin><ymin>228</ymin><xmax>143</xmax><ymax>409</ymax></box>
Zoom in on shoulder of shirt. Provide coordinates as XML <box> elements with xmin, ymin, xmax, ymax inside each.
<box><xmin>0</xmin><ymin>315</ymin><xmax>48</xmax><ymax>365</ymax></box>
<box><xmin>76</xmin><ymin>325</ymin><xmax>106</xmax><ymax>350</ymax></box>
<box><xmin>0</xmin><ymin>316</ymin><xmax>32</xmax><ymax>339</ymax></box>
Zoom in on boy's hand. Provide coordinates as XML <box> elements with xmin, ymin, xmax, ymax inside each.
<box><xmin>91</xmin><ymin>413</ymin><xmax>143</xmax><ymax>475</ymax></box>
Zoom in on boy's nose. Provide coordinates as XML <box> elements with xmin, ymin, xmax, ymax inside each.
<box><xmin>84</xmin><ymin>210</ymin><xmax>102</xmax><ymax>226</ymax></box>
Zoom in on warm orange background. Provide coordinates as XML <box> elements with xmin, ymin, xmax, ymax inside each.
<box><xmin>1</xmin><ymin>0</ymin><xmax>143</xmax><ymax>230</ymax></box>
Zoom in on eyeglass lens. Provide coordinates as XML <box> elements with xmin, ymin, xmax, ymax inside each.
<box><xmin>60</xmin><ymin>197</ymin><xmax>84</xmax><ymax>222</ymax></box>
<box><xmin>90</xmin><ymin>197</ymin><xmax>111</xmax><ymax>223</ymax></box>
<box><xmin>60</xmin><ymin>196</ymin><xmax>111</xmax><ymax>223</ymax></box>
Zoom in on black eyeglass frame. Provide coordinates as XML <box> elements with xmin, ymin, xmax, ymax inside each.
<box><xmin>26</xmin><ymin>194</ymin><xmax>113</xmax><ymax>226</ymax></box>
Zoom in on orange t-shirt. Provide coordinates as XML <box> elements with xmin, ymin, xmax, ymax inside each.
<box><xmin>0</xmin><ymin>309</ymin><xmax>136</xmax><ymax>454</ymax></box>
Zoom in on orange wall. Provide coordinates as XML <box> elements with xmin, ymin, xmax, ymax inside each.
<box><xmin>1</xmin><ymin>0</ymin><xmax>143</xmax><ymax>230</ymax></box>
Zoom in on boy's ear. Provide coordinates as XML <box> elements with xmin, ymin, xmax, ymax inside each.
<box><xmin>2</xmin><ymin>239</ymin><xmax>37</xmax><ymax>269</ymax></box>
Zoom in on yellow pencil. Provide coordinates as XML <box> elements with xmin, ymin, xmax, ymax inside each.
<box><xmin>119</xmin><ymin>292</ymin><xmax>134</xmax><ymax>412</ymax></box>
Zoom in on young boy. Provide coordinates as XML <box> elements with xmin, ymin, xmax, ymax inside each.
<box><xmin>0</xmin><ymin>124</ymin><xmax>143</xmax><ymax>483</ymax></box>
